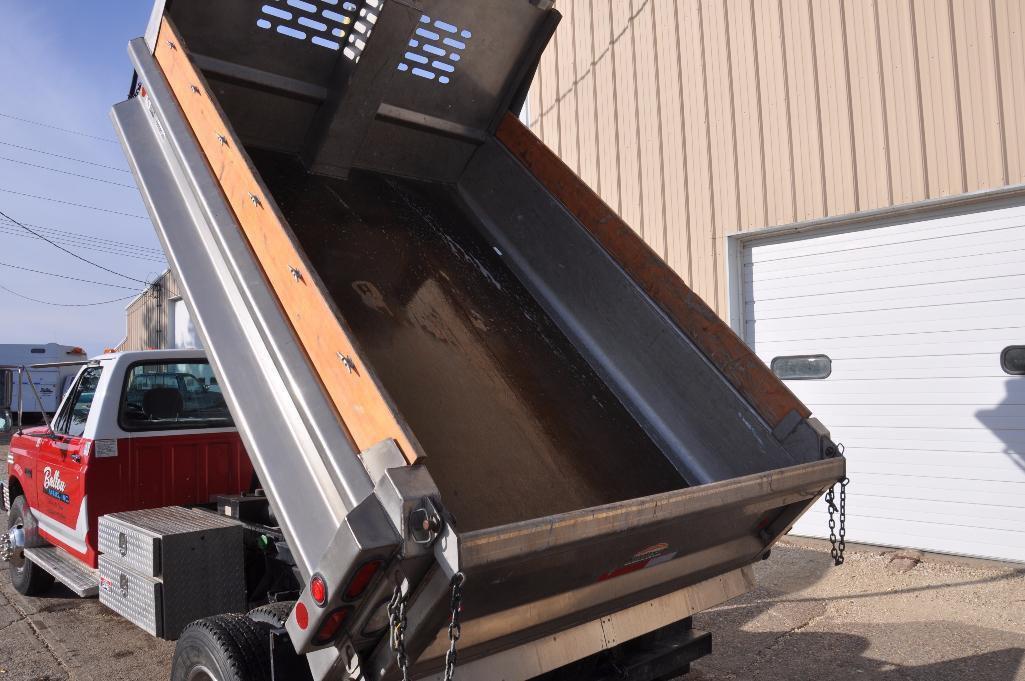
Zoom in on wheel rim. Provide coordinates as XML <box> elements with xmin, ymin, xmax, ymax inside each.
<box><xmin>8</xmin><ymin>523</ymin><xmax>25</xmax><ymax>571</ymax></box>
<box><xmin>186</xmin><ymin>665</ymin><xmax>221</xmax><ymax>681</ymax></box>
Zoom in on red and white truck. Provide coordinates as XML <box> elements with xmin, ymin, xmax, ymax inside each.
<box><xmin>2</xmin><ymin>351</ymin><xmax>259</xmax><ymax>595</ymax></box>
<box><xmin>2</xmin><ymin>1</ymin><xmax>847</xmax><ymax>679</ymax></box>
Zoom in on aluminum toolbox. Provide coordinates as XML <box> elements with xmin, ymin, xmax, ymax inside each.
<box><xmin>98</xmin><ymin>507</ymin><xmax>246</xmax><ymax>639</ymax></box>
<box><xmin>99</xmin><ymin>556</ymin><xmax>163</xmax><ymax>637</ymax></box>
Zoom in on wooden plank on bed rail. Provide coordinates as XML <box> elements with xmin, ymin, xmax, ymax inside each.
<box><xmin>154</xmin><ymin>17</ymin><xmax>423</xmax><ymax>464</ymax></box>
<box><xmin>495</xmin><ymin>114</ymin><xmax>811</xmax><ymax>428</ymax></box>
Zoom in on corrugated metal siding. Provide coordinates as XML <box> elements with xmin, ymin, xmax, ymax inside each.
<box><xmin>528</xmin><ymin>0</ymin><xmax>1025</xmax><ymax>318</ymax></box>
<box><xmin>116</xmin><ymin>271</ymin><xmax>180</xmax><ymax>351</ymax></box>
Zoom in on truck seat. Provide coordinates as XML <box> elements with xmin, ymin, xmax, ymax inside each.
<box><xmin>143</xmin><ymin>388</ymin><xmax>183</xmax><ymax>420</ymax></box>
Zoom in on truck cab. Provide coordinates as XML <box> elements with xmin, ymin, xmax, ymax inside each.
<box><xmin>3</xmin><ymin>350</ymin><xmax>253</xmax><ymax>582</ymax></box>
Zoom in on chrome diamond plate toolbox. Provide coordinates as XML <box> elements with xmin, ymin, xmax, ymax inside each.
<box><xmin>99</xmin><ymin>555</ymin><xmax>162</xmax><ymax>636</ymax></box>
<box><xmin>98</xmin><ymin>507</ymin><xmax>245</xmax><ymax>639</ymax></box>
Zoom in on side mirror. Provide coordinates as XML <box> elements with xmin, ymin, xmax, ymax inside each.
<box><xmin>0</xmin><ymin>410</ymin><xmax>12</xmax><ymax>434</ymax></box>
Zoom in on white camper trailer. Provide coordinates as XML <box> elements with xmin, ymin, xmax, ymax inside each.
<box><xmin>0</xmin><ymin>344</ymin><xmax>86</xmax><ymax>422</ymax></box>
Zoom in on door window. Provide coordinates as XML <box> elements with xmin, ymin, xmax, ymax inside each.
<box><xmin>53</xmin><ymin>366</ymin><xmax>103</xmax><ymax>438</ymax></box>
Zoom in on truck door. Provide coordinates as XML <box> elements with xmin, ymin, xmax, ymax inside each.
<box><xmin>33</xmin><ymin>365</ymin><xmax>102</xmax><ymax>554</ymax></box>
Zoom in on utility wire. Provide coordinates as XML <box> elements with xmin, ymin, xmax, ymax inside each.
<box><xmin>0</xmin><ymin>188</ymin><xmax>149</xmax><ymax>220</ymax></box>
<box><xmin>0</xmin><ymin>155</ymin><xmax>136</xmax><ymax>189</ymax></box>
<box><xmin>0</xmin><ymin>217</ymin><xmax>164</xmax><ymax>253</ymax></box>
<box><xmin>0</xmin><ymin>282</ymin><xmax>139</xmax><ymax>307</ymax></box>
<box><xmin>0</xmin><ymin>140</ymin><xmax>131</xmax><ymax>173</ymax></box>
<box><xmin>0</xmin><ymin>219</ymin><xmax>165</xmax><ymax>256</ymax></box>
<box><xmin>0</xmin><ymin>261</ymin><xmax>139</xmax><ymax>290</ymax></box>
<box><xmin>0</xmin><ymin>112</ymin><xmax>118</xmax><ymax>144</ymax></box>
<box><xmin>0</xmin><ymin>208</ymin><xmax>153</xmax><ymax>285</ymax></box>
<box><xmin>0</xmin><ymin>228</ymin><xmax>166</xmax><ymax>263</ymax></box>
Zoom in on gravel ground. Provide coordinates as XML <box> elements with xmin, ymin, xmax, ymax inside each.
<box><xmin>0</xmin><ymin>429</ymin><xmax>1021</xmax><ymax>681</ymax></box>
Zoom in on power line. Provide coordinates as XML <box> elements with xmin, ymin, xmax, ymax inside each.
<box><xmin>0</xmin><ymin>261</ymin><xmax>139</xmax><ymax>290</ymax></box>
<box><xmin>0</xmin><ymin>219</ymin><xmax>165</xmax><ymax>256</ymax></box>
<box><xmin>0</xmin><ymin>208</ymin><xmax>153</xmax><ymax>285</ymax></box>
<box><xmin>0</xmin><ymin>282</ymin><xmax>139</xmax><ymax>307</ymax></box>
<box><xmin>0</xmin><ymin>140</ymin><xmax>131</xmax><ymax>173</ymax></box>
<box><xmin>0</xmin><ymin>188</ymin><xmax>149</xmax><ymax>220</ymax></box>
<box><xmin>0</xmin><ymin>227</ymin><xmax>166</xmax><ymax>263</ymax></box>
<box><xmin>0</xmin><ymin>155</ymin><xmax>136</xmax><ymax>189</ymax></box>
<box><xmin>0</xmin><ymin>112</ymin><xmax>118</xmax><ymax>144</ymax></box>
<box><xmin>0</xmin><ymin>229</ymin><xmax>165</xmax><ymax>261</ymax></box>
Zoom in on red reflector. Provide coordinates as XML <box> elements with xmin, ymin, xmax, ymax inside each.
<box><xmin>295</xmin><ymin>602</ymin><xmax>309</xmax><ymax>630</ymax></box>
<box><xmin>344</xmin><ymin>560</ymin><xmax>383</xmax><ymax>602</ymax></box>
<box><xmin>313</xmin><ymin>607</ymin><xmax>350</xmax><ymax>646</ymax></box>
<box><xmin>310</xmin><ymin>574</ymin><xmax>328</xmax><ymax>607</ymax></box>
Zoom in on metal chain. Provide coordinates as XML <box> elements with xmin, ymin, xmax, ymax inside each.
<box><xmin>444</xmin><ymin>573</ymin><xmax>466</xmax><ymax>681</ymax></box>
<box><xmin>389</xmin><ymin>572</ymin><xmax>466</xmax><ymax>681</ymax></box>
<box><xmin>826</xmin><ymin>477</ymin><xmax>850</xmax><ymax>566</ymax></box>
<box><xmin>388</xmin><ymin>584</ymin><xmax>410</xmax><ymax>681</ymax></box>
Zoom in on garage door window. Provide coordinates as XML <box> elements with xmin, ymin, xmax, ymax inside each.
<box><xmin>1002</xmin><ymin>346</ymin><xmax>1025</xmax><ymax>375</ymax></box>
<box><xmin>770</xmin><ymin>355</ymin><xmax>832</xmax><ymax>380</ymax></box>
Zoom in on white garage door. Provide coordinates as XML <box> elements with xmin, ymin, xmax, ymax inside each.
<box><xmin>740</xmin><ymin>201</ymin><xmax>1025</xmax><ymax>562</ymax></box>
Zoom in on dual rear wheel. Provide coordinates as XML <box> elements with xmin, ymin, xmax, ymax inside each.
<box><xmin>170</xmin><ymin>604</ymin><xmax>312</xmax><ymax>681</ymax></box>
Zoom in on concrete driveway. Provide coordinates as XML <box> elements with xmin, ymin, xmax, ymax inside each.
<box><xmin>689</xmin><ymin>540</ymin><xmax>1025</xmax><ymax>681</ymax></box>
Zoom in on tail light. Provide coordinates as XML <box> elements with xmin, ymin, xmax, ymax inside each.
<box><xmin>313</xmin><ymin>607</ymin><xmax>350</xmax><ymax>646</ymax></box>
<box><xmin>343</xmin><ymin>560</ymin><xmax>383</xmax><ymax>602</ymax></box>
<box><xmin>310</xmin><ymin>573</ymin><xmax>328</xmax><ymax>607</ymax></box>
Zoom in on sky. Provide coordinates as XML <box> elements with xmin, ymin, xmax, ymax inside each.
<box><xmin>0</xmin><ymin>2</ymin><xmax>165</xmax><ymax>356</ymax></box>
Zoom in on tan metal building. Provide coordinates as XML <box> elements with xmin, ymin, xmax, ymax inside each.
<box><xmin>528</xmin><ymin>0</ymin><xmax>1024</xmax><ymax>313</ymax></box>
<box><xmin>527</xmin><ymin>0</ymin><xmax>1025</xmax><ymax>562</ymax></box>
<box><xmin>115</xmin><ymin>270</ymin><xmax>197</xmax><ymax>351</ymax></box>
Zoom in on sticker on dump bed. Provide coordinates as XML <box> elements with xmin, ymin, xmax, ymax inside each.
<box><xmin>598</xmin><ymin>543</ymin><xmax>678</xmax><ymax>582</ymax></box>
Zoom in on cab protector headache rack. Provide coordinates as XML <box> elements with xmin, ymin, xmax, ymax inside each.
<box><xmin>112</xmin><ymin>0</ymin><xmax>845</xmax><ymax>678</ymax></box>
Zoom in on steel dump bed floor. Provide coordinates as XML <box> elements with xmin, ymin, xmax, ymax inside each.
<box><xmin>253</xmin><ymin>151</ymin><xmax>685</xmax><ymax>530</ymax></box>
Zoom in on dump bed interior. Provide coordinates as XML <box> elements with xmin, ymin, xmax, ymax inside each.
<box><xmin>139</xmin><ymin>0</ymin><xmax>830</xmax><ymax>525</ymax></box>
<box><xmin>253</xmin><ymin>151</ymin><xmax>684</xmax><ymax>530</ymax></box>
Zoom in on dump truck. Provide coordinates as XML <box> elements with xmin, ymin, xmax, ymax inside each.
<box><xmin>5</xmin><ymin>1</ymin><xmax>847</xmax><ymax>679</ymax></box>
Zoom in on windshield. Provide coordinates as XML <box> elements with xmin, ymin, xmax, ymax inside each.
<box><xmin>120</xmin><ymin>360</ymin><xmax>233</xmax><ymax>431</ymax></box>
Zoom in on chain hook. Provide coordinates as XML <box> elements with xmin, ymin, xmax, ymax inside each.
<box><xmin>444</xmin><ymin>572</ymin><xmax>466</xmax><ymax>681</ymax></box>
<box><xmin>388</xmin><ymin>572</ymin><xmax>466</xmax><ymax>681</ymax></box>
<box><xmin>388</xmin><ymin>582</ymin><xmax>410</xmax><ymax>681</ymax></box>
<box><xmin>826</xmin><ymin>476</ymin><xmax>850</xmax><ymax>566</ymax></box>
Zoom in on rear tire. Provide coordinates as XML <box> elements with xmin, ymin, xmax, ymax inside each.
<box><xmin>249</xmin><ymin>602</ymin><xmax>313</xmax><ymax>681</ymax></box>
<box><xmin>170</xmin><ymin>614</ymin><xmax>273</xmax><ymax>681</ymax></box>
<box><xmin>7</xmin><ymin>496</ymin><xmax>54</xmax><ymax>596</ymax></box>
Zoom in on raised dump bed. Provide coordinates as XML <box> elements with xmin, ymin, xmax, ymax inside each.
<box><xmin>113</xmin><ymin>1</ymin><xmax>846</xmax><ymax>678</ymax></box>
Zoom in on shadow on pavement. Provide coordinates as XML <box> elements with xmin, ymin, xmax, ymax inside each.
<box><xmin>690</xmin><ymin>544</ymin><xmax>1025</xmax><ymax>681</ymax></box>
